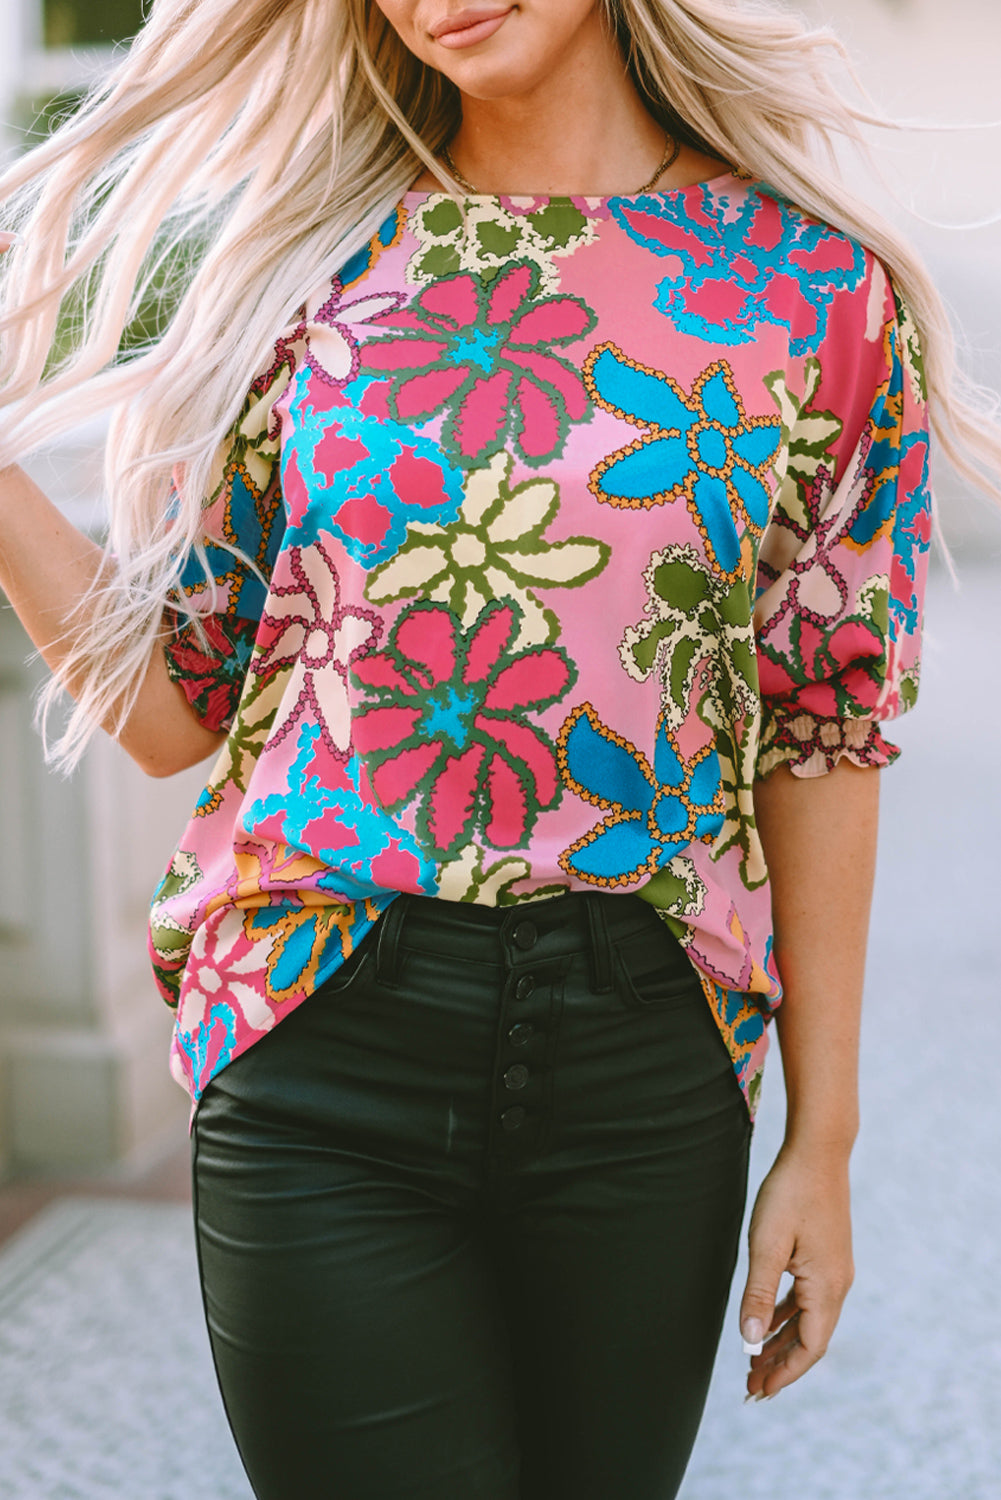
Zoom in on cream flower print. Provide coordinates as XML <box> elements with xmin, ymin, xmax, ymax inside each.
<box><xmin>253</xmin><ymin>539</ymin><xmax>382</xmax><ymax>761</ymax></box>
<box><xmin>619</xmin><ymin>543</ymin><xmax>765</xmax><ymax>888</ymax></box>
<box><xmin>365</xmin><ymin>452</ymin><xmax>610</xmax><ymax>650</ymax></box>
<box><xmin>406</xmin><ymin>195</ymin><xmax>600</xmax><ymax>297</ymax></box>
<box><xmin>303</xmin><ymin>276</ymin><xmax>406</xmax><ymax>387</ymax></box>
<box><xmin>714</xmin><ymin>727</ymin><xmax>766</xmax><ymax>889</ymax></box>
<box><xmin>183</xmin><ymin>327</ymin><xmax>302</xmax><ymax>514</ymax></box>
<box><xmin>436</xmin><ymin>844</ymin><xmax>568</xmax><ymax>905</ymax></box>
<box><xmin>764</xmin><ymin>357</ymin><xmax>843</xmax><ymax>534</ymax></box>
<box><xmin>149</xmin><ymin>850</ymin><xmax>203</xmax><ymax>968</ymax></box>
<box><xmin>180</xmin><ymin>913</ymin><xmax>276</xmax><ymax>1039</ymax></box>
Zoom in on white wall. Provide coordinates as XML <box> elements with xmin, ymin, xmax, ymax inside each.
<box><xmin>800</xmin><ymin>0</ymin><xmax>1001</xmax><ymax>550</ymax></box>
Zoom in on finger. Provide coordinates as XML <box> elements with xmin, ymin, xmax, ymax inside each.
<box><xmin>0</xmin><ymin>232</ymin><xmax>20</xmax><ymax>252</ymax></box>
<box><xmin>792</xmin><ymin>1303</ymin><xmax>837</xmax><ymax>1370</ymax></box>
<box><xmin>767</xmin><ymin>1287</ymin><xmax>798</xmax><ymax>1332</ymax></box>
<box><xmin>755</xmin><ymin>1326</ymin><xmax>802</xmax><ymax>1370</ymax></box>
<box><xmin>750</xmin><ymin>1310</ymin><xmax>801</xmax><ymax>1369</ymax></box>
<box><xmin>740</xmin><ymin>1249</ymin><xmax>788</xmax><ymax>1352</ymax></box>
<box><xmin>754</xmin><ymin>1330</ymin><xmax>820</xmax><ymax>1396</ymax></box>
<box><xmin>751</xmin><ymin>1304</ymin><xmax>840</xmax><ymax>1396</ymax></box>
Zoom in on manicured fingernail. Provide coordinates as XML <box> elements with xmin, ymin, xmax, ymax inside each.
<box><xmin>741</xmin><ymin>1320</ymin><xmax>762</xmax><ymax>1356</ymax></box>
<box><xmin>742</xmin><ymin>1337</ymin><xmax>763</xmax><ymax>1354</ymax></box>
<box><xmin>743</xmin><ymin>1389</ymin><xmax>775</xmax><ymax>1403</ymax></box>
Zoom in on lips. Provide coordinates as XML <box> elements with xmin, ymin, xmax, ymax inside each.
<box><xmin>430</xmin><ymin>6</ymin><xmax>514</xmax><ymax>48</ymax></box>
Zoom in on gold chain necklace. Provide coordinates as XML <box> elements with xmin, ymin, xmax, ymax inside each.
<box><xmin>439</xmin><ymin>135</ymin><xmax>681</xmax><ymax>196</ymax></box>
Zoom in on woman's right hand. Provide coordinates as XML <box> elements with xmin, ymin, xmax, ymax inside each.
<box><xmin>0</xmin><ymin>231</ymin><xmax>19</xmax><ymax>252</ymax></box>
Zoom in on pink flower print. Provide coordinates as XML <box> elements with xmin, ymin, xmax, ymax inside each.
<box><xmin>174</xmin><ymin>910</ymin><xmax>275</xmax><ymax>1098</ymax></box>
<box><xmin>253</xmin><ymin>539</ymin><xmax>382</xmax><ymax>761</ymax></box>
<box><xmin>359</xmin><ymin>262</ymin><xmax>596</xmax><ymax>469</ymax></box>
<box><xmin>303</xmin><ymin>276</ymin><xmax>407</xmax><ymax>388</ymax></box>
<box><xmin>182</xmin><ymin>911</ymin><xmax>275</xmax><ymax>1040</ymax></box>
<box><xmin>757</xmin><ymin>611</ymin><xmax>886</xmax><ymax>719</ymax></box>
<box><xmin>350</xmin><ymin>598</ymin><xmax>575</xmax><ymax>857</ymax></box>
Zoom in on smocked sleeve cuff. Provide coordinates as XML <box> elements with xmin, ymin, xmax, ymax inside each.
<box><xmin>162</xmin><ymin>607</ymin><xmax>258</xmax><ymax>735</ymax></box>
<box><xmin>756</xmin><ymin>709</ymin><xmax>901</xmax><ymax>781</ymax></box>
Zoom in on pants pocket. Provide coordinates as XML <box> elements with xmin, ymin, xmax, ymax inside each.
<box><xmin>312</xmin><ymin>929</ymin><xmax>377</xmax><ymax>999</ymax></box>
<box><xmin>611</xmin><ymin>914</ymin><xmax>703</xmax><ymax>1010</ymax></box>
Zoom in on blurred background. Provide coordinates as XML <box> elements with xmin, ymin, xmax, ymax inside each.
<box><xmin>0</xmin><ymin>2</ymin><xmax>998</xmax><ymax>1497</ymax></box>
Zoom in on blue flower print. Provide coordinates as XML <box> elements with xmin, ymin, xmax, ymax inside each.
<box><xmin>584</xmin><ymin>344</ymin><xmax>781</xmax><ymax>579</ymax></box>
<box><xmin>177</xmin><ymin>462</ymin><xmax>285</xmax><ymax>621</ymax></box>
<box><xmin>244</xmin><ymin>722</ymin><xmax>439</xmax><ymax>902</ymax></box>
<box><xmin>176</xmin><ymin>1001</ymin><xmax>237</xmax><ymax>1103</ymax></box>
<box><xmin>844</xmin><ymin>324</ymin><xmax>932</xmax><ymax>643</ymax></box>
<box><xmin>719</xmin><ymin>987</ymin><xmax>766</xmax><ymax>1054</ymax></box>
<box><xmin>281</xmin><ymin>372</ymin><xmax>466</xmax><ymax>569</ymax></box>
<box><xmin>340</xmin><ymin>205</ymin><xmax>407</xmax><ymax>291</ymax></box>
<box><xmin>556</xmin><ymin>704</ymin><xmax>724</xmax><ymax>887</ymax></box>
<box><xmin>609</xmin><ymin>183</ymin><xmax>867</xmax><ymax>357</ymax></box>
<box><xmin>887</xmin><ymin>434</ymin><xmax>931</xmax><ymax>642</ymax></box>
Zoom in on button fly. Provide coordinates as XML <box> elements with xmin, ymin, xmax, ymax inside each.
<box><xmin>507</xmin><ymin>1022</ymin><xmax>534</xmax><ymax>1047</ymax></box>
<box><xmin>515</xmin><ymin>975</ymin><xmax>535</xmax><ymax>1001</ymax></box>
<box><xmin>504</xmin><ymin>1064</ymin><xmax>530</xmax><ymax>1090</ymax></box>
<box><xmin>501</xmin><ymin>1106</ymin><xmax>526</xmax><ymax>1131</ymax></box>
<box><xmin>513</xmin><ymin>920</ymin><xmax>538</xmax><ymax>951</ymax></box>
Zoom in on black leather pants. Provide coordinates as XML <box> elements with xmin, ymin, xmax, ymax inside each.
<box><xmin>192</xmin><ymin>891</ymin><xmax>751</xmax><ymax>1500</ymax></box>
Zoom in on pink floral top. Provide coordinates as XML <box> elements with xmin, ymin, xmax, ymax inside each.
<box><xmin>151</xmin><ymin>173</ymin><xmax>932</xmax><ymax>1122</ymax></box>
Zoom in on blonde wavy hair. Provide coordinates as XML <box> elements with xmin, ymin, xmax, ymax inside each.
<box><xmin>0</xmin><ymin>0</ymin><xmax>998</xmax><ymax>772</ymax></box>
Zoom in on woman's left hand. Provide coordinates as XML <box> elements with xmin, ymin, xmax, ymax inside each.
<box><xmin>738</xmin><ymin>1143</ymin><xmax>855</xmax><ymax>1399</ymax></box>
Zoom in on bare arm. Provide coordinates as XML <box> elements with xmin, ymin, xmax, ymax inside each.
<box><xmin>739</xmin><ymin>758</ymin><xmax>880</xmax><ymax>1398</ymax></box>
<box><xmin>0</xmin><ymin>462</ymin><xmax>226</xmax><ymax>777</ymax></box>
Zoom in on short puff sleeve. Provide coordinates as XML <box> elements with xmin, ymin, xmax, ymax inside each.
<box><xmin>754</xmin><ymin>256</ymin><xmax>932</xmax><ymax>779</ymax></box>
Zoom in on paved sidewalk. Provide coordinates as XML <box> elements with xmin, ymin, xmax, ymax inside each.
<box><xmin>0</xmin><ymin>561</ymin><xmax>997</xmax><ymax>1498</ymax></box>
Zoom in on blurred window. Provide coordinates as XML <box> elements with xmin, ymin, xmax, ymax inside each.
<box><xmin>44</xmin><ymin>0</ymin><xmax>145</xmax><ymax>48</ymax></box>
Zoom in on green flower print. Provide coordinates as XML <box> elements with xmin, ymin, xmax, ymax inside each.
<box><xmin>150</xmin><ymin>851</ymin><xmax>202</xmax><ymax>963</ymax></box>
<box><xmin>890</xmin><ymin>280</ymin><xmax>927</xmax><ymax>404</ymax></box>
<box><xmin>186</xmin><ymin>663</ymin><xmax>284</xmax><ymax>819</ymax></box>
<box><xmin>764</xmin><ymin>357</ymin><xmax>843</xmax><ymax>534</ymax></box>
<box><xmin>638</xmin><ymin>853</ymin><xmax>707</xmax><ymax>924</ymax></box>
<box><xmin>365</xmin><ymin>452</ymin><xmax>610</xmax><ymax>649</ymax></box>
<box><xmin>714</xmin><ymin>728</ymin><xmax>766</xmax><ymax>890</ymax></box>
<box><xmin>407</xmin><ymin>195</ymin><xmax>599</xmax><ymax>297</ymax></box>
<box><xmin>149</xmin><ymin>850</ymin><xmax>204</xmax><ymax>1005</ymax></box>
<box><xmin>619</xmin><ymin>542</ymin><xmax>758</xmax><ymax>732</ymax></box>
<box><xmin>618</xmin><ymin>548</ymin><xmax>765</xmax><ymax>889</ymax></box>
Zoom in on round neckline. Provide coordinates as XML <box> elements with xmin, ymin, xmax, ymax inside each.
<box><xmin>402</xmin><ymin>168</ymin><xmax>749</xmax><ymax>205</ymax></box>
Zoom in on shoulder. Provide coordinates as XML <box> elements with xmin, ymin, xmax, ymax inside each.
<box><xmin>731</xmin><ymin>183</ymin><xmax>906</xmax><ymax>364</ymax></box>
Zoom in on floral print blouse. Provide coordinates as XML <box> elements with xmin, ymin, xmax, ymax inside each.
<box><xmin>151</xmin><ymin>172</ymin><xmax>932</xmax><ymax>1122</ymax></box>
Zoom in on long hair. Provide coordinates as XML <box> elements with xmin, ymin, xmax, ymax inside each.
<box><xmin>0</xmin><ymin>0</ymin><xmax>997</xmax><ymax>771</ymax></box>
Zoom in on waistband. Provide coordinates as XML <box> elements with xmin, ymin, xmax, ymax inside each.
<box><xmin>373</xmin><ymin>891</ymin><xmax>690</xmax><ymax>995</ymax></box>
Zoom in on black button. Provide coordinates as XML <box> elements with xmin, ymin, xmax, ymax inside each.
<box><xmin>501</xmin><ymin>1106</ymin><xmax>526</xmax><ymax>1131</ymax></box>
<box><xmin>513</xmin><ymin>920</ymin><xmax>538</xmax><ymax>950</ymax></box>
<box><xmin>515</xmin><ymin>975</ymin><xmax>535</xmax><ymax>1001</ymax></box>
<box><xmin>507</xmin><ymin>1022</ymin><xmax>534</xmax><ymax>1047</ymax></box>
<box><xmin>504</xmin><ymin>1064</ymin><xmax>530</xmax><ymax>1090</ymax></box>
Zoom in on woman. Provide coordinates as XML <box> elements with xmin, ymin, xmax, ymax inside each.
<box><xmin>0</xmin><ymin>1</ymin><xmax>997</xmax><ymax>1496</ymax></box>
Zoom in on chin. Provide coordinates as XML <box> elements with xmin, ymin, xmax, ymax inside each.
<box><xmin>441</xmin><ymin>60</ymin><xmax>553</xmax><ymax>100</ymax></box>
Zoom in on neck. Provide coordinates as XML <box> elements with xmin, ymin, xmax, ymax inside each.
<box><xmin>447</xmin><ymin>18</ymin><xmax>667</xmax><ymax>196</ymax></box>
